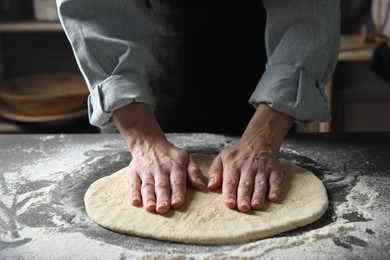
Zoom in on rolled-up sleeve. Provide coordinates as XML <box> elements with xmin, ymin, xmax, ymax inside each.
<box><xmin>57</xmin><ymin>0</ymin><xmax>155</xmax><ymax>128</ymax></box>
<box><xmin>250</xmin><ymin>0</ymin><xmax>340</xmax><ymax>123</ymax></box>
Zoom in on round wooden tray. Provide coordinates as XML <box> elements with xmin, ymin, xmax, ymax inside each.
<box><xmin>0</xmin><ymin>100</ymin><xmax>88</xmax><ymax>126</ymax></box>
<box><xmin>0</xmin><ymin>73</ymin><xmax>89</xmax><ymax>116</ymax></box>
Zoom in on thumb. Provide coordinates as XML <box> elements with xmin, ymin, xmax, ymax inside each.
<box><xmin>187</xmin><ymin>157</ymin><xmax>206</xmax><ymax>190</ymax></box>
<box><xmin>207</xmin><ymin>154</ymin><xmax>223</xmax><ymax>190</ymax></box>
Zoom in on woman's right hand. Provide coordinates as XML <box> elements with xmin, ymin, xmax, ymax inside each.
<box><xmin>113</xmin><ymin>102</ymin><xmax>205</xmax><ymax>214</ymax></box>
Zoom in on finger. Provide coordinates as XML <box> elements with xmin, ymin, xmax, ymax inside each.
<box><xmin>127</xmin><ymin>170</ymin><xmax>142</xmax><ymax>206</ymax></box>
<box><xmin>237</xmin><ymin>170</ymin><xmax>255</xmax><ymax>213</ymax></box>
<box><xmin>140</xmin><ymin>174</ymin><xmax>156</xmax><ymax>212</ymax></box>
<box><xmin>208</xmin><ymin>155</ymin><xmax>223</xmax><ymax>190</ymax></box>
<box><xmin>251</xmin><ymin>173</ymin><xmax>267</xmax><ymax>210</ymax></box>
<box><xmin>170</xmin><ymin>170</ymin><xmax>187</xmax><ymax>209</ymax></box>
<box><xmin>268</xmin><ymin>168</ymin><xmax>283</xmax><ymax>203</ymax></box>
<box><xmin>187</xmin><ymin>158</ymin><xmax>205</xmax><ymax>190</ymax></box>
<box><xmin>222</xmin><ymin>167</ymin><xmax>239</xmax><ymax>209</ymax></box>
<box><xmin>154</xmin><ymin>172</ymin><xmax>171</xmax><ymax>214</ymax></box>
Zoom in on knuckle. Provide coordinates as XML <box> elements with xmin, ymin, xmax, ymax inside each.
<box><xmin>244</xmin><ymin>157</ymin><xmax>257</xmax><ymax>170</ymax></box>
<box><xmin>225</xmin><ymin>161</ymin><xmax>238</xmax><ymax>171</ymax></box>
<box><xmin>142</xmin><ymin>181</ymin><xmax>153</xmax><ymax>187</ymax></box>
<box><xmin>255</xmin><ymin>180</ymin><xmax>266</xmax><ymax>190</ymax></box>
<box><xmin>225</xmin><ymin>178</ymin><xmax>237</xmax><ymax>188</ymax></box>
<box><xmin>130</xmin><ymin>182</ymin><xmax>141</xmax><ymax>190</ymax></box>
<box><xmin>141</xmin><ymin>182</ymin><xmax>154</xmax><ymax>190</ymax></box>
<box><xmin>157</xmin><ymin>181</ymin><xmax>170</xmax><ymax>189</ymax></box>
<box><xmin>171</xmin><ymin>179</ymin><xmax>186</xmax><ymax>187</ymax></box>
<box><xmin>271</xmin><ymin>179</ymin><xmax>282</xmax><ymax>188</ymax></box>
<box><xmin>241</xmin><ymin>180</ymin><xmax>252</xmax><ymax>189</ymax></box>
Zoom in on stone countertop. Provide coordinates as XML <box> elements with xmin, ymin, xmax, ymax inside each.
<box><xmin>0</xmin><ymin>132</ymin><xmax>389</xmax><ymax>259</ymax></box>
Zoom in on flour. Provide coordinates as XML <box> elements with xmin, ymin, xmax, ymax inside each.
<box><xmin>335</xmin><ymin>176</ymin><xmax>380</xmax><ymax>220</ymax></box>
<box><xmin>21</xmin><ymin>148</ymin><xmax>42</xmax><ymax>154</ymax></box>
<box><xmin>0</xmin><ymin>194</ymin><xmax>14</xmax><ymax>209</ymax></box>
<box><xmin>1</xmin><ymin>223</ymin><xmax>358</xmax><ymax>260</ymax></box>
<box><xmin>3</xmin><ymin>228</ymin><xmax>135</xmax><ymax>260</ymax></box>
<box><xmin>281</xmin><ymin>147</ymin><xmax>301</xmax><ymax>156</ymax></box>
<box><xmin>169</xmin><ymin>133</ymin><xmax>236</xmax><ymax>151</ymax></box>
<box><xmin>47</xmin><ymin>212</ymin><xmax>72</xmax><ymax>228</ymax></box>
<box><xmin>38</xmin><ymin>135</ymin><xmax>56</xmax><ymax>142</ymax></box>
<box><xmin>16</xmin><ymin>142</ymin><xmax>119</xmax><ymax>182</ymax></box>
<box><xmin>217</xmin><ymin>223</ymin><xmax>357</xmax><ymax>259</ymax></box>
<box><xmin>1</xmin><ymin>134</ymin><xmax>387</xmax><ymax>259</ymax></box>
<box><xmin>4</xmin><ymin>226</ymin><xmax>186</xmax><ymax>260</ymax></box>
<box><xmin>19</xmin><ymin>151</ymin><xmax>87</xmax><ymax>181</ymax></box>
<box><xmin>16</xmin><ymin>184</ymin><xmax>56</xmax><ymax>215</ymax></box>
<box><xmin>3</xmin><ymin>171</ymin><xmax>26</xmax><ymax>187</ymax></box>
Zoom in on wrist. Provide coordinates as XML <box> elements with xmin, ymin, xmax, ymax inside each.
<box><xmin>112</xmin><ymin>102</ymin><xmax>168</xmax><ymax>152</ymax></box>
<box><xmin>242</xmin><ymin>103</ymin><xmax>294</xmax><ymax>153</ymax></box>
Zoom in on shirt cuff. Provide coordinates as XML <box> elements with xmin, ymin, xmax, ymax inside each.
<box><xmin>88</xmin><ymin>74</ymin><xmax>154</xmax><ymax>128</ymax></box>
<box><xmin>249</xmin><ymin>64</ymin><xmax>331</xmax><ymax>123</ymax></box>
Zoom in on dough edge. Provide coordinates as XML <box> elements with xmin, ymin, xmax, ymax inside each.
<box><xmin>84</xmin><ymin>154</ymin><xmax>328</xmax><ymax>245</ymax></box>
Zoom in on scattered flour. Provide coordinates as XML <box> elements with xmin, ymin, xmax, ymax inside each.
<box><xmin>47</xmin><ymin>212</ymin><xmax>72</xmax><ymax>228</ymax></box>
<box><xmin>335</xmin><ymin>176</ymin><xmax>380</xmax><ymax>220</ymax></box>
<box><xmin>21</xmin><ymin>148</ymin><xmax>43</xmax><ymax>154</ymax></box>
<box><xmin>222</xmin><ymin>223</ymin><xmax>357</xmax><ymax>259</ymax></box>
<box><xmin>1</xmin><ymin>223</ymin><xmax>358</xmax><ymax>260</ymax></box>
<box><xmin>0</xmin><ymin>134</ymin><xmax>386</xmax><ymax>259</ymax></box>
<box><xmin>281</xmin><ymin>147</ymin><xmax>301</xmax><ymax>156</ymax></box>
<box><xmin>3</xmin><ymin>171</ymin><xmax>27</xmax><ymax>188</ymax></box>
<box><xmin>16</xmin><ymin>184</ymin><xmax>56</xmax><ymax>215</ymax></box>
<box><xmin>0</xmin><ymin>194</ymin><xmax>14</xmax><ymax>209</ymax></box>
<box><xmin>38</xmin><ymin>136</ymin><xmax>56</xmax><ymax>142</ymax></box>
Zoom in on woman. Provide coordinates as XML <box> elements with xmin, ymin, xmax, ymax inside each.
<box><xmin>57</xmin><ymin>0</ymin><xmax>340</xmax><ymax>213</ymax></box>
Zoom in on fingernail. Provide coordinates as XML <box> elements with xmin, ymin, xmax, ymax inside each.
<box><xmin>240</xmin><ymin>203</ymin><xmax>250</xmax><ymax>212</ymax></box>
<box><xmin>197</xmin><ymin>177</ymin><xmax>205</xmax><ymax>187</ymax></box>
<box><xmin>228</xmin><ymin>197</ymin><xmax>236</xmax><ymax>205</ymax></box>
<box><xmin>252</xmin><ymin>199</ymin><xmax>260</xmax><ymax>208</ymax></box>
<box><xmin>146</xmin><ymin>200</ymin><xmax>155</xmax><ymax>208</ymax></box>
<box><xmin>240</xmin><ymin>200</ymin><xmax>249</xmax><ymax>207</ymax></box>
<box><xmin>158</xmin><ymin>201</ymin><xmax>168</xmax><ymax>208</ymax></box>
<box><xmin>171</xmin><ymin>197</ymin><xmax>181</xmax><ymax>205</ymax></box>
<box><xmin>131</xmin><ymin>197</ymin><xmax>140</xmax><ymax>205</ymax></box>
<box><xmin>156</xmin><ymin>201</ymin><xmax>169</xmax><ymax>214</ymax></box>
<box><xmin>270</xmin><ymin>192</ymin><xmax>278</xmax><ymax>201</ymax></box>
<box><xmin>208</xmin><ymin>177</ymin><xmax>215</xmax><ymax>188</ymax></box>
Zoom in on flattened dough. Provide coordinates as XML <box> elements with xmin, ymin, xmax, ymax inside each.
<box><xmin>84</xmin><ymin>153</ymin><xmax>328</xmax><ymax>245</ymax></box>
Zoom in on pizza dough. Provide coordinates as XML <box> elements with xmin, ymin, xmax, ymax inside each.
<box><xmin>84</xmin><ymin>153</ymin><xmax>328</xmax><ymax>245</ymax></box>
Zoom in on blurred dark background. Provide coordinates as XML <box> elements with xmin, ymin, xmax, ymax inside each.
<box><xmin>0</xmin><ymin>0</ymin><xmax>389</xmax><ymax>134</ymax></box>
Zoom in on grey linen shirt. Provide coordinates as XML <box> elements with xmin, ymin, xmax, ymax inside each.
<box><xmin>57</xmin><ymin>0</ymin><xmax>340</xmax><ymax>128</ymax></box>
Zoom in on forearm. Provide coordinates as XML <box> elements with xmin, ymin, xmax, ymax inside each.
<box><xmin>112</xmin><ymin>102</ymin><xmax>168</xmax><ymax>153</ymax></box>
<box><xmin>250</xmin><ymin>0</ymin><xmax>340</xmax><ymax>123</ymax></box>
<box><xmin>242</xmin><ymin>103</ymin><xmax>294</xmax><ymax>153</ymax></box>
<box><xmin>57</xmin><ymin>0</ymin><xmax>155</xmax><ymax>128</ymax></box>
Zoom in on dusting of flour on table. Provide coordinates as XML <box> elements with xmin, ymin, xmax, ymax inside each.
<box><xmin>334</xmin><ymin>175</ymin><xmax>379</xmax><ymax>220</ymax></box>
<box><xmin>1</xmin><ymin>134</ymin><xmax>388</xmax><ymax>259</ymax></box>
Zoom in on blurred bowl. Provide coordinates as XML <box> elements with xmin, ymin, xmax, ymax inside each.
<box><xmin>0</xmin><ymin>73</ymin><xmax>89</xmax><ymax>116</ymax></box>
<box><xmin>0</xmin><ymin>99</ymin><xmax>88</xmax><ymax>126</ymax></box>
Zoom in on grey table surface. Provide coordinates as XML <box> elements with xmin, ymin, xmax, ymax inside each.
<box><xmin>0</xmin><ymin>132</ymin><xmax>389</xmax><ymax>259</ymax></box>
